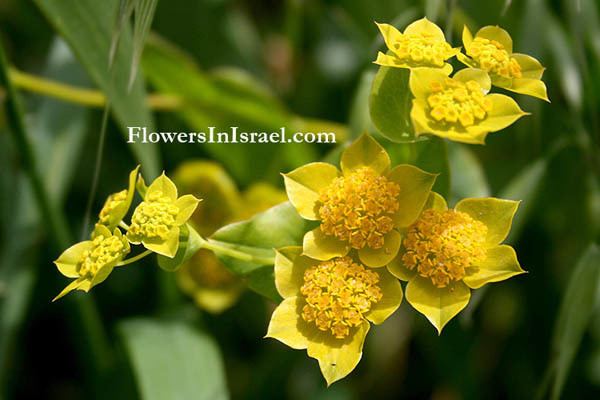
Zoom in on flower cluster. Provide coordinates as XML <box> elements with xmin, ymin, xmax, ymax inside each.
<box><xmin>269</xmin><ymin>132</ymin><xmax>527</xmax><ymax>384</ymax></box>
<box><xmin>53</xmin><ymin>167</ymin><xmax>200</xmax><ymax>300</ymax></box>
<box><xmin>375</xmin><ymin>18</ymin><xmax>548</xmax><ymax>144</ymax></box>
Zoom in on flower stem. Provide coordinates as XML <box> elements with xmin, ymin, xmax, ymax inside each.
<box><xmin>9</xmin><ymin>67</ymin><xmax>182</xmax><ymax>110</ymax></box>
<box><xmin>198</xmin><ymin>238</ymin><xmax>275</xmax><ymax>265</ymax></box>
<box><xmin>116</xmin><ymin>250</ymin><xmax>153</xmax><ymax>267</ymax></box>
<box><xmin>119</xmin><ymin>221</ymin><xmax>130</xmax><ymax>230</ymax></box>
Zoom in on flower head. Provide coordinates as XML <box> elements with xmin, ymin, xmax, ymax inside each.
<box><xmin>97</xmin><ymin>166</ymin><xmax>139</xmax><ymax>230</ymax></box>
<box><xmin>53</xmin><ymin>225</ymin><xmax>130</xmax><ymax>301</ymax></box>
<box><xmin>127</xmin><ymin>173</ymin><xmax>200</xmax><ymax>258</ymax></box>
<box><xmin>388</xmin><ymin>193</ymin><xmax>526</xmax><ymax>333</ymax></box>
<box><xmin>283</xmin><ymin>134</ymin><xmax>436</xmax><ymax>267</ymax></box>
<box><xmin>266</xmin><ymin>247</ymin><xmax>402</xmax><ymax>384</ymax></box>
<box><xmin>410</xmin><ymin>68</ymin><xmax>528</xmax><ymax>144</ymax></box>
<box><xmin>458</xmin><ymin>25</ymin><xmax>549</xmax><ymax>101</ymax></box>
<box><xmin>374</xmin><ymin>18</ymin><xmax>459</xmax><ymax>73</ymax></box>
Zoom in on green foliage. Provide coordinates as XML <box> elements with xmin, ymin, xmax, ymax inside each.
<box><xmin>33</xmin><ymin>0</ymin><xmax>160</xmax><ymax>177</ymax></box>
<box><xmin>119</xmin><ymin>318</ymin><xmax>228</xmax><ymax>400</ymax></box>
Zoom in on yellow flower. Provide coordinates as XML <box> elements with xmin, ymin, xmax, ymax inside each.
<box><xmin>266</xmin><ymin>247</ymin><xmax>402</xmax><ymax>385</ymax></box>
<box><xmin>283</xmin><ymin>134</ymin><xmax>436</xmax><ymax>268</ymax></box>
<box><xmin>127</xmin><ymin>173</ymin><xmax>200</xmax><ymax>258</ymax></box>
<box><xmin>374</xmin><ymin>18</ymin><xmax>459</xmax><ymax>74</ymax></box>
<box><xmin>97</xmin><ymin>166</ymin><xmax>140</xmax><ymax>230</ymax></box>
<box><xmin>409</xmin><ymin>67</ymin><xmax>528</xmax><ymax>144</ymax></box>
<box><xmin>174</xmin><ymin>161</ymin><xmax>287</xmax><ymax>313</ymax></box>
<box><xmin>458</xmin><ymin>25</ymin><xmax>549</xmax><ymax>101</ymax></box>
<box><xmin>53</xmin><ymin>225</ymin><xmax>130</xmax><ymax>301</ymax></box>
<box><xmin>388</xmin><ymin>193</ymin><xmax>526</xmax><ymax>333</ymax></box>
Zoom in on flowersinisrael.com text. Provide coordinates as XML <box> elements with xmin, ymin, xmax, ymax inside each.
<box><xmin>127</xmin><ymin>127</ymin><xmax>336</xmax><ymax>144</ymax></box>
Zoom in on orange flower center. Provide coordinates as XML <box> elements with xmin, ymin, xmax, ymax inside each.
<box><xmin>391</xmin><ymin>33</ymin><xmax>454</xmax><ymax>68</ymax></box>
<box><xmin>318</xmin><ymin>167</ymin><xmax>400</xmax><ymax>250</ymax></box>
<box><xmin>426</xmin><ymin>78</ymin><xmax>493</xmax><ymax>128</ymax></box>
<box><xmin>300</xmin><ymin>257</ymin><xmax>382</xmax><ymax>339</ymax></box>
<box><xmin>402</xmin><ymin>209</ymin><xmax>487</xmax><ymax>288</ymax></box>
<box><xmin>467</xmin><ymin>38</ymin><xmax>522</xmax><ymax>79</ymax></box>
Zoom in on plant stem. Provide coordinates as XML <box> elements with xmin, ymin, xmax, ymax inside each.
<box><xmin>116</xmin><ymin>250</ymin><xmax>152</xmax><ymax>267</ymax></box>
<box><xmin>119</xmin><ymin>221</ymin><xmax>130</xmax><ymax>230</ymax></box>
<box><xmin>9</xmin><ymin>67</ymin><xmax>182</xmax><ymax>110</ymax></box>
<box><xmin>198</xmin><ymin>238</ymin><xmax>275</xmax><ymax>265</ymax></box>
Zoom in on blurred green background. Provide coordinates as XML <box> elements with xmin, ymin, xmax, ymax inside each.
<box><xmin>1</xmin><ymin>0</ymin><xmax>599</xmax><ymax>399</ymax></box>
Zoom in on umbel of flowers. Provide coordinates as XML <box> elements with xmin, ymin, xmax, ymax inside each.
<box><xmin>372</xmin><ymin>17</ymin><xmax>548</xmax><ymax>144</ymax></box>
<box><xmin>268</xmin><ymin>132</ymin><xmax>527</xmax><ymax>383</ymax></box>
<box><xmin>53</xmin><ymin>167</ymin><xmax>200</xmax><ymax>301</ymax></box>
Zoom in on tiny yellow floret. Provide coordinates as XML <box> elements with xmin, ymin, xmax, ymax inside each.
<box><xmin>300</xmin><ymin>257</ymin><xmax>382</xmax><ymax>339</ymax></box>
<box><xmin>390</xmin><ymin>32</ymin><xmax>454</xmax><ymax>68</ymax></box>
<box><xmin>402</xmin><ymin>209</ymin><xmax>487</xmax><ymax>288</ymax></box>
<box><xmin>426</xmin><ymin>78</ymin><xmax>493</xmax><ymax>129</ymax></box>
<box><xmin>467</xmin><ymin>38</ymin><xmax>522</xmax><ymax>79</ymax></box>
<box><xmin>128</xmin><ymin>190</ymin><xmax>180</xmax><ymax>241</ymax></box>
<box><xmin>318</xmin><ymin>167</ymin><xmax>400</xmax><ymax>250</ymax></box>
<box><xmin>98</xmin><ymin>190</ymin><xmax>128</xmax><ymax>225</ymax></box>
<box><xmin>79</xmin><ymin>232</ymin><xmax>129</xmax><ymax>277</ymax></box>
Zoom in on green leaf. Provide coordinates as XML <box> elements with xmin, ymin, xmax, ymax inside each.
<box><xmin>33</xmin><ymin>0</ymin><xmax>160</xmax><ymax>177</ymax></box>
<box><xmin>500</xmin><ymin>158</ymin><xmax>547</xmax><ymax>244</ymax></box>
<box><xmin>157</xmin><ymin>224</ymin><xmax>203</xmax><ymax>272</ymax></box>
<box><xmin>384</xmin><ymin>136</ymin><xmax>450</xmax><ymax>198</ymax></box>
<box><xmin>369</xmin><ymin>65</ymin><xmax>415</xmax><ymax>142</ymax></box>
<box><xmin>548</xmin><ymin>244</ymin><xmax>600</xmax><ymax>400</ymax></box>
<box><xmin>448</xmin><ymin>143</ymin><xmax>490</xmax><ymax>202</ymax></box>
<box><xmin>119</xmin><ymin>318</ymin><xmax>229</xmax><ymax>400</ymax></box>
<box><xmin>209</xmin><ymin>202</ymin><xmax>314</xmax><ymax>299</ymax></box>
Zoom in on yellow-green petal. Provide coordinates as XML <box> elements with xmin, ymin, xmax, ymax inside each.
<box><xmin>365</xmin><ymin>268</ymin><xmax>403</xmax><ymax>324</ymax></box>
<box><xmin>274</xmin><ymin>247</ymin><xmax>318</xmax><ymax>298</ymax></box>
<box><xmin>462</xmin><ymin>25</ymin><xmax>474</xmax><ymax>51</ymax></box>
<box><xmin>455</xmin><ymin>197</ymin><xmax>520</xmax><ymax>246</ymax></box>
<box><xmin>387</xmin><ymin>165</ymin><xmax>437</xmax><ymax>228</ymax></box>
<box><xmin>453</xmin><ymin>68</ymin><xmax>492</xmax><ymax>93</ymax></box>
<box><xmin>374</xmin><ymin>52</ymin><xmax>411</xmax><ymax>70</ymax></box>
<box><xmin>90</xmin><ymin>264</ymin><xmax>115</xmax><ymax>288</ymax></box>
<box><xmin>146</xmin><ymin>172</ymin><xmax>178</xmax><ymax>201</ymax></box>
<box><xmin>341</xmin><ymin>133</ymin><xmax>390</xmax><ymax>175</ymax></box>
<box><xmin>456</xmin><ymin>52</ymin><xmax>478</xmax><ymax>69</ymax></box>
<box><xmin>507</xmin><ymin>78</ymin><xmax>549</xmax><ymax>102</ymax></box>
<box><xmin>423</xmin><ymin>191</ymin><xmax>448</xmax><ymax>211</ymax></box>
<box><xmin>54</xmin><ymin>241</ymin><xmax>92</xmax><ymax>278</ymax></box>
<box><xmin>387</xmin><ymin>255</ymin><xmax>416</xmax><ymax>281</ymax></box>
<box><xmin>476</xmin><ymin>26</ymin><xmax>513</xmax><ymax>53</ymax></box>
<box><xmin>143</xmin><ymin>226</ymin><xmax>181</xmax><ymax>258</ymax></box>
<box><xmin>303</xmin><ymin>228</ymin><xmax>350</xmax><ymax>260</ymax></box>
<box><xmin>406</xmin><ymin>276</ymin><xmax>471</xmax><ymax>334</ymax></box>
<box><xmin>307</xmin><ymin>321</ymin><xmax>370</xmax><ymax>386</ymax></box>
<box><xmin>266</xmin><ymin>296</ymin><xmax>310</xmax><ymax>350</ymax></box>
<box><xmin>175</xmin><ymin>194</ymin><xmax>201</xmax><ymax>225</ymax></box>
<box><xmin>283</xmin><ymin>162</ymin><xmax>340</xmax><ymax>220</ymax></box>
<box><xmin>404</xmin><ymin>17</ymin><xmax>445</xmax><ymax>41</ymax></box>
<box><xmin>464</xmin><ymin>245</ymin><xmax>525</xmax><ymax>289</ymax></box>
<box><xmin>375</xmin><ymin>22</ymin><xmax>403</xmax><ymax>54</ymax></box>
<box><xmin>409</xmin><ymin>67</ymin><xmax>450</xmax><ymax>99</ymax></box>
<box><xmin>476</xmin><ymin>93</ymin><xmax>528</xmax><ymax>133</ymax></box>
<box><xmin>358</xmin><ymin>230</ymin><xmax>401</xmax><ymax>268</ymax></box>
<box><xmin>52</xmin><ymin>278</ymin><xmax>87</xmax><ymax>301</ymax></box>
<box><xmin>512</xmin><ymin>53</ymin><xmax>545</xmax><ymax>79</ymax></box>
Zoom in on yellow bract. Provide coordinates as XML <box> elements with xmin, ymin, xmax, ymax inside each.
<box><xmin>127</xmin><ymin>173</ymin><xmax>200</xmax><ymax>258</ymax></box>
<box><xmin>283</xmin><ymin>134</ymin><xmax>436</xmax><ymax>267</ymax></box>
<box><xmin>388</xmin><ymin>193</ymin><xmax>526</xmax><ymax>333</ymax></box>
<box><xmin>410</xmin><ymin>68</ymin><xmax>528</xmax><ymax>144</ymax></box>
<box><xmin>374</xmin><ymin>18</ymin><xmax>459</xmax><ymax>73</ymax></box>
<box><xmin>53</xmin><ymin>225</ymin><xmax>130</xmax><ymax>301</ymax></box>
<box><xmin>266</xmin><ymin>247</ymin><xmax>402</xmax><ymax>385</ymax></box>
<box><xmin>97</xmin><ymin>166</ymin><xmax>139</xmax><ymax>230</ymax></box>
<box><xmin>458</xmin><ymin>25</ymin><xmax>549</xmax><ymax>101</ymax></box>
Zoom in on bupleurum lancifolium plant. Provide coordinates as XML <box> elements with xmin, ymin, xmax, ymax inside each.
<box><xmin>53</xmin><ymin>16</ymin><xmax>547</xmax><ymax>386</ymax></box>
